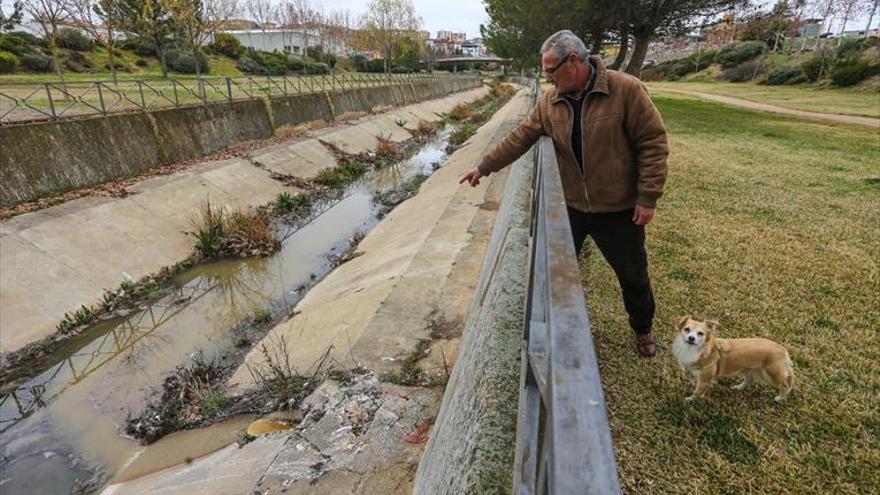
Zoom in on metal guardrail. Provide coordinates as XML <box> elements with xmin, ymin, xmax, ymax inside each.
<box><xmin>0</xmin><ymin>72</ymin><xmax>459</xmax><ymax>125</ymax></box>
<box><xmin>513</xmin><ymin>80</ymin><xmax>621</xmax><ymax>494</ymax></box>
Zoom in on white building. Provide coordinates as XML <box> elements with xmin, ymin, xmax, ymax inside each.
<box><xmin>210</xmin><ymin>29</ymin><xmax>347</xmax><ymax>56</ymax></box>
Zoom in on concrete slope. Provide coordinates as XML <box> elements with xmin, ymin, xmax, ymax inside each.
<box><xmin>0</xmin><ymin>87</ymin><xmax>491</xmax><ymax>355</ymax></box>
<box><xmin>228</xmin><ymin>86</ymin><xmax>534</xmax><ymax>390</ymax></box>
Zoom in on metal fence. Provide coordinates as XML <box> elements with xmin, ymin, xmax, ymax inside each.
<box><xmin>513</xmin><ymin>80</ymin><xmax>621</xmax><ymax>494</ymax></box>
<box><xmin>0</xmin><ymin>72</ymin><xmax>455</xmax><ymax>125</ymax></box>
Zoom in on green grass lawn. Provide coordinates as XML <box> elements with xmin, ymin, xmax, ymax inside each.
<box><xmin>583</xmin><ymin>93</ymin><xmax>879</xmax><ymax>494</ymax></box>
<box><xmin>647</xmin><ymin>81</ymin><xmax>880</xmax><ymax>118</ymax></box>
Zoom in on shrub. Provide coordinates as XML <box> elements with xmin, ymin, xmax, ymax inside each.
<box><xmin>831</xmin><ymin>61</ymin><xmax>877</xmax><ymax>87</ymax></box>
<box><xmin>21</xmin><ymin>52</ymin><xmax>53</xmax><ymax>72</ymax></box>
<box><xmin>121</xmin><ymin>36</ymin><xmax>157</xmax><ymax>56</ymax></box>
<box><xmin>209</xmin><ymin>32</ymin><xmax>243</xmax><ymax>58</ymax></box>
<box><xmin>303</xmin><ymin>62</ymin><xmax>329</xmax><ymax>74</ymax></box>
<box><xmin>63</xmin><ymin>50</ymin><xmax>95</xmax><ymax>72</ymax></box>
<box><xmin>57</xmin><ymin>28</ymin><xmax>94</xmax><ymax>51</ymax></box>
<box><xmin>801</xmin><ymin>55</ymin><xmax>827</xmax><ymax>82</ymax></box>
<box><xmin>0</xmin><ymin>50</ymin><xmax>18</xmax><ymax>73</ymax></box>
<box><xmin>715</xmin><ymin>41</ymin><xmax>765</xmax><ymax>68</ymax></box>
<box><xmin>390</xmin><ymin>65</ymin><xmax>412</xmax><ymax>73</ymax></box>
<box><xmin>236</xmin><ymin>55</ymin><xmax>268</xmax><ymax>75</ymax></box>
<box><xmin>286</xmin><ymin>55</ymin><xmax>304</xmax><ymax>71</ymax></box>
<box><xmin>766</xmin><ymin>66</ymin><xmax>803</xmax><ymax>85</ymax></box>
<box><xmin>719</xmin><ymin>60</ymin><xmax>763</xmax><ymax>82</ymax></box>
<box><xmin>0</xmin><ymin>32</ymin><xmax>46</xmax><ymax>56</ymax></box>
<box><xmin>135</xmin><ymin>58</ymin><xmax>149</xmax><ymax>67</ymax></box>
<box><xmin>835</xmin><ymin>37</ymin><xmax>878</xmax><ymax>62</ymax></box>
<box><xmin>166</xmin><ymin>49</ymin><xmax>209</xmax><ymax>74</ymax></box>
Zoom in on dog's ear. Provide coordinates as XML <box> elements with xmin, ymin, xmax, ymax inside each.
<box><xmin>706</xmin><ymin>320</ymin><xmax>719</xmax><ymax>332</ymax></box>
<box><xmin>676</xmin><ymin>315</ymin><xmax>690</xmax><ymax>330</ymax></box>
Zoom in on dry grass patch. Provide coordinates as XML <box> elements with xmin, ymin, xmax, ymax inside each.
<box><xmin>188</xmin><ymin>199</ymin><xmax>280</xmax><ymax>259</ymax></box>
<box><xmin>583</xmin><ymin>94</ymin><xmax>879</xmax><ymax>494</ymax></box>
<box><xmin>448</xmin><ymin>103</ymin><xmax>474</xmax><ymax>121</ymax></box>
<box><xmin>375</xmin><ymin>133</ymin><xmax>400</xmax><ymax>157</ymax></box>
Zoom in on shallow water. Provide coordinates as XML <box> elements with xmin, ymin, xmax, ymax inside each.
<box><xmin>0</xmin><ymin>128</ymin><xmax>451</xmax><ymax>494</ymax></box>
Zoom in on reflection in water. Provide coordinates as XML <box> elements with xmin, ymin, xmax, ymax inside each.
<box><xmin>0</xmin><ymin>128</ymin><xmax>451</xmax><ymax>495</ymax></box>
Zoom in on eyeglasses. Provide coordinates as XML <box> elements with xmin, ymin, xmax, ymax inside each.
<box><xmin>544</xmin><ymin>53</ymin><xmax>573</xmax><ymax>75</ymax></box>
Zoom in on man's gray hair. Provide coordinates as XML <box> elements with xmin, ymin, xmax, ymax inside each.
<box><xmin>540</xmin><ymin>30</ymin><xmax>589</xmax><ymax>62</ymax></box>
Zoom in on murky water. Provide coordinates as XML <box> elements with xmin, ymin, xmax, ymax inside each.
<box><xmin>0</xmin><ymin>128</ymin><xmax>451</xmax><ymax>494</ymax></box>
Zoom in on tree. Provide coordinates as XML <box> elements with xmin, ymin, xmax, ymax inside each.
<box><xmin>621</xmin><ymin>0</ymin><xmax>748</xmax><ymax>76</ymax></box>
<box><xmin>25</xmin><ymin>0</ymin><xmax>72</xmax><ymax>85</ymax></box>
<box><xmin>245</xmin><ymin>0</ymin><xmax>271</xmax><ymax>49</ymax></box>
<box><xmin>739</xmin><ymin>1</ymin><xmax>794</xmax><ymax>49</ymax></box>
<box><xmin>865</xmin><ymin>0</ymin><xmax>879</xmax><ymax>37</ymax></box>
<box><xmin>835</xmin><ymin>0</ymin><xmax>865</xmax><ymax>42</ymax></box>
<box><xmin>1</xmin><ymin>0</ymin><xmax>24</xmax><ymax>31</ymax></box>
<box><xmin>360</xmin><ymin>0</ymin><xmax>421</xmax><ymax>73</ymax></box>
<box><xmin>66</xmin><ymin>0</ymin><xmax>123</xmax><ymax>83</ymax></box>
<box><xmin>117</xmin><ymin>0</ymin><xmax>174</xmax><ymax>77</ymax></box>
<box><xmin>166</xmin><ymin>0</ymin><xmax>237</xmax><ymax>78</ymax></box>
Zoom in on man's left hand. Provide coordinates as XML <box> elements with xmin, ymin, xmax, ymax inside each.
<box><xmin>632</xmin><ymin>205</ymin><xmax>655</xmax><ymax>226</ymax></box>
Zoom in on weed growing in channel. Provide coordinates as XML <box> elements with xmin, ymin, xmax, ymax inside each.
<box><xmin>57</xmin><ymin>305</ymin><xmax>94</xmax><ymax>333</ymax></box>
<box><xmin>313</xmin><ymin>161</ymin><xmax>367</xmax><ymax>188</ymax></box>
<box><xmin>375</xmin><ymin>133</ymin><xmax>400</xmax><ymax>157</ymax></box>
<box><xmin>189</xmin><ymin>198</ymin><xmax>226</xmax><ymax>258</ymax></box>
<box><xmin>189</xmin><ymin>199</ymin><xmax>280</xmax><ymax>259</ymax></box>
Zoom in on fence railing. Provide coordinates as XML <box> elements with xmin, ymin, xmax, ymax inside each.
<box><xmin>0</xmin><ymin>72</ymin><xmax>458</xmax><ymax>125</ymax></box>
<box><xmin>513</xmin><ymin>80</ymin><xmax>621</xmax><ymax>494</ymax></box>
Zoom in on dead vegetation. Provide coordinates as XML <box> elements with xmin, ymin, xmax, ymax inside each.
<box><xmin>375</xmin><ymin>133</ymin><xmax>401</xmax><ymax>157</ymax></box>
<box><xmin>188</xmin><ymin>199</ymin><xmax>281</xmax><ymax>259</ymax></box>
<box><xmin>124</xmin><ymin>338</ymin><xmax>350</xmax><ymax>445</ymax></box>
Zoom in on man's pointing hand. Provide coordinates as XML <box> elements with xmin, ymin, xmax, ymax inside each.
<box><xmin>459</xmin><ymin>168</ymin><xmax>484</xmax><ymax>187</ymax></box>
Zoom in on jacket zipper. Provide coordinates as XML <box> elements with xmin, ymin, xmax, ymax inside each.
<box><xmin>559</xmin><ymin>96</ymin><xmax>591</xmax><ymax>212</ymax></box>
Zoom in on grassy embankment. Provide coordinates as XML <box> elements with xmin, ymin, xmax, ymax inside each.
<box><xmin>584</xmin><ymin>93</ymin><xmax>879</xmax><ymax>494</ymax></box>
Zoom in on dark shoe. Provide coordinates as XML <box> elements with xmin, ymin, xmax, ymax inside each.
<box><xmin>636</xmin><ymin>333</ymin><xmax>658</xmax><ymax>358</ymax></box>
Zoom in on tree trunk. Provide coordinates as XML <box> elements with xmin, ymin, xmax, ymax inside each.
<box><xmin>49</xmin><ymin>36</ymin><xmax>67</xmax><ymax>98</ymax></box>
<box><xmin>610</xmin><ymin>27</ymin><xmax>629</xmax><ymax>70</ymax></box>
<box><xmin>865</xmin><ymin>2</ymin><xmax>877</xmax><ymax>38</ymax></box>
<box><xmin>159</xmin><ymin>45</ymin><xmax>168</xmax><ymax>79</ymax></box>
<box><xmin>624</xmin><ymin>32</ymin><xmax>651</xmax><ymax>77</ymax></box>
<box><xmin>108</xmin><ymin>41</ymin><xmax>118</xmax><ymax>85</ymax></box>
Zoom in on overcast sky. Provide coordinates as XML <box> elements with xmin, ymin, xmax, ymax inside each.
<box><xmin>320</xmin><ymin>0</ymin><xmax>875</xmax><ymax>39</ymax></box>
<box><xmin>316</xmin><ymin>0</ymin><xmax>491</xmax><ymax>39</ymax></box>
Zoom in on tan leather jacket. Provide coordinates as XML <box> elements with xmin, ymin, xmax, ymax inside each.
<box><xmin>478</xmin><ymin>57</ymin><xmax>669</xmax><ymax>213</ymax></box>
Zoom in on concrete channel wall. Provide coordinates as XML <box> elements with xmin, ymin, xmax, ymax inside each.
<box><xmin>414</xmin><ymin>145</ymin><xmax>533</xmax><ymax>492</ymax></box>
<box><xmin>0</xmin><ymin>77</ymin><xmax>479</xmax><ymax>206</ymax></box>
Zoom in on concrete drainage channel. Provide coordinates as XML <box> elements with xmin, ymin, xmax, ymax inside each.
<box><xmin>0</xmin><ymin>128</ymin><xmax>455</xmax><ymax>495</ymax></box>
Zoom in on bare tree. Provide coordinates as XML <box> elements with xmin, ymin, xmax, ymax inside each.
<box><xmin>836</xmin><ymin>0</ymin><xmax>864</xmax><ymax>42</ymax></box>
<box><xmin>25</xmin><ymin>0</ymin><xmax>71</xmax><ymax>85</ymax></box>
<box><xmin>66</xmin><ymin>0</ymin><xmax>123</xmax><ymax>83</ymax></box>
<box><xmin>865</xmin><ymin>0</ymin><xmax>879</xmax><ymax>37</ymax></box>
<box><xmin>245</xmin><ymin>0</ymin><xmax>272</xmax><ymax>49</ymax></box>
<box><xmin>812</xmin><ymin>0</ymin><xmax>838</xmax><ymax>49</ymax></box>
<box><xmin>360</xmin><ymin>0</ymin><xmax>421</xmax><ymax>73</ymax></box>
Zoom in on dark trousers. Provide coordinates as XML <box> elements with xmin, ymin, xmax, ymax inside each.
<box><xmin>568</xmin><ymin>207</ymin><xmax>655</xmax><ymax>335</ymax></box>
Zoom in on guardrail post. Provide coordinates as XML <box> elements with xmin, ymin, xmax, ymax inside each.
<box><xmin>45</xmin><ymin>83</ymin><xmax>56</xmax><ymax>119</ymax></box>
<box><xmin>226</xmin><ymin>77</ymin><xmax>232</xmax><ymax>101</ymax></box>
<box><xmin>172</xmin><ymin>80</ymin><xmax>180</xmax><ymax>106</ymax></box>
<box><xmin>96</xmin><ymin>82</ymin><xmax>106</xmax><ymax>115</ymax></box>
<box><xmin>137</xmin><ymin>80</ymin><xmax>146</xmax><ymax>109</ymax></box>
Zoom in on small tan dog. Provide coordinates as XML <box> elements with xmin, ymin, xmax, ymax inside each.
<box><xmin>671</xmin><ymin>316</ymin><xmax>794</xmax><ymax>403</ymax></box>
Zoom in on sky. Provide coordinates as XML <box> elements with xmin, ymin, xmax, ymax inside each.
<box><xmin>313</xmin><ymin>0</ymin><xmax>491</xmax><ymax>39</ymax></box>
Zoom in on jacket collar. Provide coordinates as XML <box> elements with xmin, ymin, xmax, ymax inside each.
<box><xmin>550</xmin><ymin>55</ymin><xmax>610</xmax><ymax>103</ymax></box>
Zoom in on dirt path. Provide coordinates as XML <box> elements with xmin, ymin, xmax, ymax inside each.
<box><xmin>653</xmin><ymin>87</ymin><xmax>880</xmax><ymax>127</ymax></box>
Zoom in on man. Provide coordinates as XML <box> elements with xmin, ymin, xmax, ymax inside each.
<box><xmin>459</xmin><ymin>30</ymin><xmax>668</xmax><ymax>357</ymax></box>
